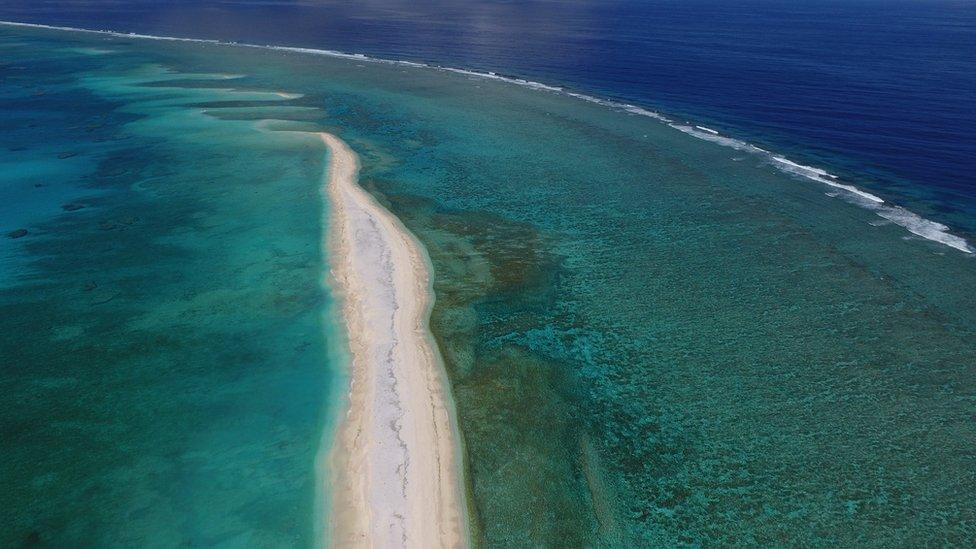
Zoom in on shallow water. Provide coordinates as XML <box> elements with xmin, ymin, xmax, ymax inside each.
<box><xmin>0</xmin><ymin>32</ymin><xmax>342</xmax><ymax>546</ymax></box>
<box><xmin>2</xmin><ymin>26</ymin><xmax>975</xmax><ymax>547</ymax></box>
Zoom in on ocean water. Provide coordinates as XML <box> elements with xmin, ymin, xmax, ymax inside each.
<box><xmin>0</xmin><ymin>0</ymin><xmax>974</xmax><ymax>239</ymax></box>
<box><xmin>0</xmin><ymin>31</ymin><xmax>345</xmax><ymax>546</ymax></box>
<box><xmin>2</xmin><ymin>17</ymin><xmax>976</xmax><ymax>549</ymax></box>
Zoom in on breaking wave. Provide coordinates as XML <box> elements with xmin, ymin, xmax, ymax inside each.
<box><xmin>3</xmin><ymin>19</ymin><xmax>970</xmax><ymax>254</ymax></box>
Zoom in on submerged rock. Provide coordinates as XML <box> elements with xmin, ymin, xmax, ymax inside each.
<box><xmin>98</xmin><ymin>216</ymin><xmax>139</xmax><ymax>231</ymax></box>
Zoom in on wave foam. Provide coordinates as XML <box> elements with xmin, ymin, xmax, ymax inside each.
<box><xmin>876</xmin><ymin>207</ymin><xmax>973</xmax><ymax>253</ymax></box>
<box><xmin>665</xmin><ymin>126</ymin><xmax>970</xmax><ymax>253</ymax></box>
<box><xmin>2</xmin><ymin>19</ymin><xmax>970</xmax><ymax>254</ymax></box>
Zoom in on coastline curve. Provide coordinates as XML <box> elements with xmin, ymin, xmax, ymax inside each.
<box><xmin>319</xmin><ymin>132</ymin><xmax>469</xmax><ymax>548</ymax></box>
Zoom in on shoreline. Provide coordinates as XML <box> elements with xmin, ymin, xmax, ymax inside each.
<box><xmin>319</xmin><ymin>132</ymin><xmax>468</xmax><ymax>548</ymax></box>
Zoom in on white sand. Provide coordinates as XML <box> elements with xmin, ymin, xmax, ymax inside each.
<box><xmin>320</xmin><ymin>133</ymin><xmax>468</xmax><ymax>548</ymax></box>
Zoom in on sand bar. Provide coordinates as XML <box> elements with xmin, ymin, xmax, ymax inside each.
<box><xmin>320</xmin><ymin>133</ymin><xmax>468</xmax><ymax>548</ymax></box>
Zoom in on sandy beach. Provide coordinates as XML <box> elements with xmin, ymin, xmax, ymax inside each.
<box><xmin>320</xmin><ymin>132</ymin><xmax>468</xmax><ymax>548</ymax></box>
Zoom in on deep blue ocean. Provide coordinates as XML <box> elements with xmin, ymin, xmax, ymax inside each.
<box><xmin>2</xmin><ymin>0</ymin><xmax>975</xmax><ymax>235</ymax></box>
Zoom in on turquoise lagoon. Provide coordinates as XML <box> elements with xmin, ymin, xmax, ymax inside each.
<box><xmin>2</xmin><ymin>26</ymin><xmax>975</xmax><ymax>546</ymax></box>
